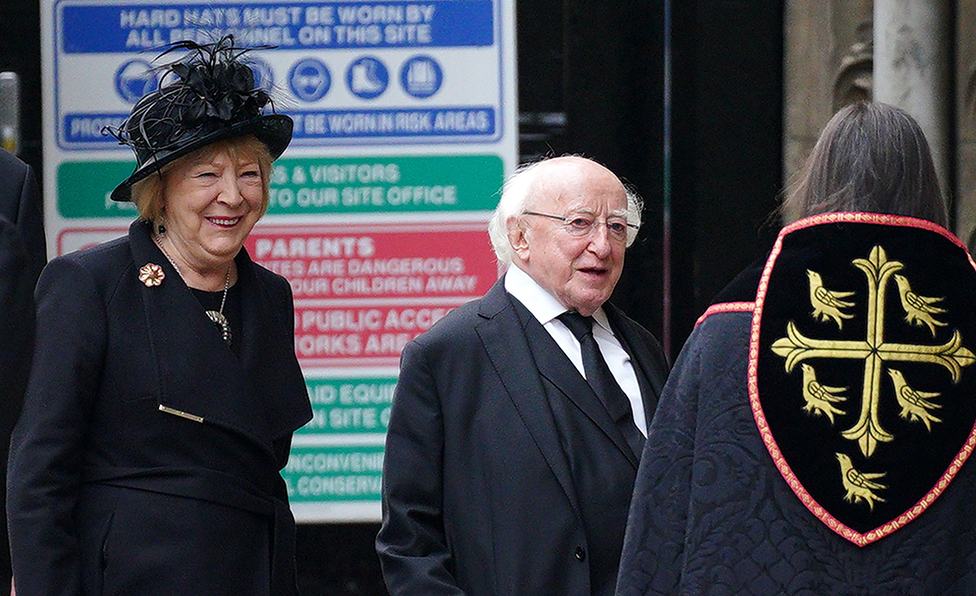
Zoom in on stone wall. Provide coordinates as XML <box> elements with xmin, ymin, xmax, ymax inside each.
<box><xmin>782</xmin><ymin>0</ymin><xmax>872</xmax><ymax>223</ymax></box>
<box><xmin>782</xmin><ymin>0</ymin><xmax>976</xmax><ymax>244</ymax></box>
<box><xmin>956</xmin><ymin>0</ymin><xmax>976</xmax><ymax>246</ymax></box>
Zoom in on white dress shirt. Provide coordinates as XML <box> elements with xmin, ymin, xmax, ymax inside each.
<box><xmin>504</xmin><ymin>265</ymin><xmax>647</xmax><ymax>435</ymax></box>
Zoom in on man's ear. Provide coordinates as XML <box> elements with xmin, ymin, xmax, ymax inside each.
<box><xmin>507</xmin><ymin>215</ymin><xmax>530</xmax><ymax>260</ymax></box>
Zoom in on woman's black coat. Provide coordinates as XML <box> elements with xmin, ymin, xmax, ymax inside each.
<box><xmin>8</xmin><ymin>220</ymin><xmax>312</xmax><ymax>596</ymax></box>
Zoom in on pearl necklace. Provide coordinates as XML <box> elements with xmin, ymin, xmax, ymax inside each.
<box><xmin>153</xmin><ymin>233</ymin><xmax>233</xmax><ymax>346</ymax></box>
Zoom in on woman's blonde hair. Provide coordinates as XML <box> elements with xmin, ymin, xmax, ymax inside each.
<box><xmin>131</xmin><ymin>134</ymin><xmax>274</xmax><ymax>226</ymax></box>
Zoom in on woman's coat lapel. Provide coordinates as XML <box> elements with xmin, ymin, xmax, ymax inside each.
<box><xmin>128</xmin><ymin>221</ymin><xmax>296</xmax><ymax>449</ymax></box>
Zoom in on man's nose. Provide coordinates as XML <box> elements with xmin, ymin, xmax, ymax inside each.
<box><xmin>587</xmin><ymin>223</ymin><xmax>613</xmax><ymax>256</ymax></box>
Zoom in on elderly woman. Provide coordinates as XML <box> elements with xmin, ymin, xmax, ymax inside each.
<box><xmin>617</xmin><ymin>102</ymin><xmax>976</xmax><ymax>594</ymax></box>
<box><xmin>7</xmin><ymin>38</ymin><xmax>311</xmax><ymax>595</ymax></box>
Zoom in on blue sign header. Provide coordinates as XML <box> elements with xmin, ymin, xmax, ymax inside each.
<box><xmin>60</xmin><ymin>1</ymin><xmax>494</xmax><ymax>52</ymax></box>
<box><xmin>62</xmin><ymin>107</ymin><xmax>496</xmax><ymax>145</ymax></box>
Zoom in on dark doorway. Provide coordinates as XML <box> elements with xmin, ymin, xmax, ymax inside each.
<box><xmin>517</xmin><ymin>0</ymin><xmax>783</xmax><ymax>358</ymax></box>
<box><xmin>665</xmin><ymin>0</ymin><xmax>785</xmax><ymax>352</ymax></box>
<box><xmin>518</xmin><ymin>0</ymin><xmax>668</xmax><ymax>349</ymax></box>
<box><xmin>0</xmin><ymin>0</ymin><xmax>42</xmax><ymax>177</ymax></box>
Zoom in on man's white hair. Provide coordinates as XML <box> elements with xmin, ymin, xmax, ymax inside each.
<box><xmin>487</xmin><ymin>156</ymin><xmax>643</xmax><ymax>265</ymax></box>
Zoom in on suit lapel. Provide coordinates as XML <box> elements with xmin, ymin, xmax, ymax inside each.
<box><xmin>479</xmin><ymin>278</ymin><xmax>639</xmax><ymax>472</ymax></box>
<box><xmin>605</xmin><ymin>304</ymin><xmax>666</xmax><ymax>431</ymax></box>
<box><xmin>521</xmin><ymin>308</ymin><xmax>639</xmax><ymax>468</ymax></box>
<box><xmin>234</xmin><ymin>251</ymin><xmax>311</xmax><ymax>441</ymax></box>
<box><xmin>476</xmin><ymin>281</ymin><xmax>581</xmax><ymax>513</ymax></box>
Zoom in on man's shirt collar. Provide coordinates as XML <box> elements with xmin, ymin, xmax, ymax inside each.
<box><xmin>503</xmin><ymin>264</ymin><xmax>611</xmax><ymax>331</ymax></box>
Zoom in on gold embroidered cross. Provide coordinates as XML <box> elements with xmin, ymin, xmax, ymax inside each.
<box><xmin>772</xmin><ymin>245</ymin><xmax>975</xmax><ymax>457</ymax></box>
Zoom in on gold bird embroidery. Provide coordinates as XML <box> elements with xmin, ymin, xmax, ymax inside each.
<box><xmin>800</xmin><ymin>363</ymin><xmax>847</xmax><ymax>424</ymax></box>
<box><xmin>893</xmin><ymin>274</ymin><xmax>947</xmax><ymax>336</ymax></box>
<box><xmin>836</xmin><ymin>453</ymin><xmax>887</xmax><ymax>511</ymax></box>
<box><xmin>887</xmin><ymin>368</ymin><xmax>942</xmax><ymax>431</ymax></box>
<box><xmin>807</xmin><ymin>269</ymin><xmax>855</xmax><ymax>328</ymax></box>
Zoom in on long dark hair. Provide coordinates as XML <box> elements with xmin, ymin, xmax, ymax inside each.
<box><xmin>780</xmin><ymin>101</ymin><xmax>947</xmax><ymax>227</ymax></box>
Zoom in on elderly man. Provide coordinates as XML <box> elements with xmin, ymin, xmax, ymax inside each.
<box><xmin>376</xmin><ymin>155</ymin><xmax>670</xmax><ymax>596</ymax></box>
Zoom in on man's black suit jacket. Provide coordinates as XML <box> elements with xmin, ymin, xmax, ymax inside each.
<box><xmin>377</xmin><ymin>276</ymin><xmax>670</xmax><ymax>596</ymax></box>
<box><xmin>0</xmin><ymin>149</ymin><xmax>43</xmax><ymax>593</ymax></box>
<box><xmin>0</xmin><ymin>149</ymin><xmax>45</xmax><ymax>283</ymax></box>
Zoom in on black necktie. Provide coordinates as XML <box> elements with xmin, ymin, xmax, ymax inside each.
<box><xmin>558</xmin><ymin>312</ymin><xmax>645</xmax><ymax>459</ymax></box>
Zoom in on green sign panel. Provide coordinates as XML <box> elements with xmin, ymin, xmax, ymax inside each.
<box><xmin>57</xmin><ymin>160</ymin><xmax>139</xmax><ymax>218</ymax></box>
<box><xmin>267</xmin><ymin>155</ymin><xmax>503</xmax><ymax>214</ymax></box>
<box><xmin>57</xmin><ymin>154</ymin><xmax>503</xmax><ymax>218</ymax></box>
<box><xmin>284</xmin><ymin>445</ymin><xmax>384</xmax><ymax>502</ymax></box>
<box><xmin>298</xmin><ymin>377</ymin><xmax>396</xmax><ymax>435</ymax></box>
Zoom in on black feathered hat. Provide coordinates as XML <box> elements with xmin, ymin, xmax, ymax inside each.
<box><xmin>106</xmin><ymin>36</ymin><xmax>293</xmax><ymax>202</ymax></box>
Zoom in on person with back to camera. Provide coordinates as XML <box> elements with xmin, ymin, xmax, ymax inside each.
<box><xmin>0</xmin><ymin>147</ymin><xmax>44</xmax><ymax>596</ymax></box>
<box><xmin>615</xmin><ymin>101</ymin><xmax>976</xmax><ymax>595</ymax></box>
<box><xmin>7</xmin><ymin>36</ymin><xmax>312</xmax><ymax>596</ymax></box>
<box><xmin>376</xmin><ymin>155</ymin><xmax>671</xmax><ymax>596</ymax></box>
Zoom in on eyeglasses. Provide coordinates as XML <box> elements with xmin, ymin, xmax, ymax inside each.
<box><xmin>522</xmin><ymin>211</ymin><xmax>637</xmax><ymax>241</ymax></box>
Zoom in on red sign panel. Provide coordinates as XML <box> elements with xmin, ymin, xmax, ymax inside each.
<box><xmin>246</xmin><ymin>221</ymin><xmax>499</xmax><ymax>368</ymax></box>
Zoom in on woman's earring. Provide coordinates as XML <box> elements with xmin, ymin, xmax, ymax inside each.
<box><xmin>156</xmin><ymin>221</ymin><xmax>166</xmax><ymax>235</ymax></box>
